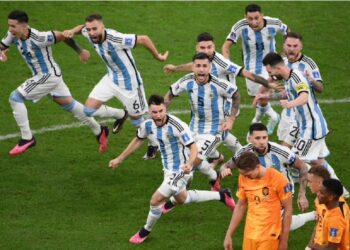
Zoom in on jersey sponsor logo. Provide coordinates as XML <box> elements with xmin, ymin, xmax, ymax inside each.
<box><xmin>228</xmin><ymin>65</ymin><xmax>237</xmax><ymax>73</ymax></box>
<box><xmin>284</xmin><ymin>183</ymin><xmax>292</xmax><ymax>193</ymax></box>
<box><xmin>330</xmin><ymin>228</ymin><xmax>338</xmax><ymax>237</ymax></box>
<box><xmin>125</xmin><ymin>38</ymin><xmax>133</xmax><ymax>46</ymax></box>
<box><xmin>47</xmin><ymin>35</ymin><xmax>53</xmax><ymax>42</ymax></box>
<box><xmin>296</xmin><ymin>82</ymin><xmax>308</xmax><ymax>93</ymax></box>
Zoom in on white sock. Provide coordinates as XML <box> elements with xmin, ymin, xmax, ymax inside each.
<box><xmin>224</xmin><ymin>133</ymin><xmax>242</xmax><ymax>153</ymax></box>
<box><xmin>10</xmin><ymin>99</ymin><xmax>32</xmax><ymax>140</ymax></box>
<box><xmin>144</xmin><ymin>205</ymin><xmax>162</xmax><ymax>232</ymax></box>
<box><xmin>184</xmin><ymin>190</ymin><xmax>220</xmax><ymax>204</ymax></box>
<box><xmin>93</xmin><ymin>105</ymin><xmax>125</xmax><ymax>118</ymax></box>
<box><xmin>290</xmin><ymin>211</ymin><xmax>316</xmax><ymax>231</ymax></box>
<box><xmin>70</xmin><ymin>101</ymin><xmax>101</xmax><ymax>135</ymax></box>
<box><xmin>252</xmin><ymin>104</ymin><xmax>265</xmax><ymax>123</ymax></box>
<box><xmin>198</xmin><ymin>161</ymin><xmax>217</xmax><ymax>181</ymax></box>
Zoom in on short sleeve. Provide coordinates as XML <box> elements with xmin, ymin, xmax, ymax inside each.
<box><xmin>137</xmin><ymin>120</ymin><xmax>152</xmax><ymax>139</ymax></box>
<box><xmin>326</xmin><ymin>218</ymin><xmax>345</xmax><ymax>244</ymax></box>
<box><xmin>236</xmin><ymin>176</ymin><xmax>247</xmax><ymax>200</ymax></box>
<box><xmin>276</xmin><ymin>174</ymin><xmax>292</xmax><ymax>201</ymax></box>
<box><xmin>1</xmin><ymin>31</ymin><xmax>14</xmax><ymax>48</ymax></box>
<box><xmin>170</xmin><ymin>76</ymin><xmax>190</xmax><ymax>96</ymax></box>
<box><xmin>226</xmin><ymin>19</ymin><xmax>244</xmax><ymax>43</ymax></box>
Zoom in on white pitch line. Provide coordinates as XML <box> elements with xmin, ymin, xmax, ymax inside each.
<box><xmin>1</xmin><ymin>97</ymin><xmax>350</xmax><ymax>141</ymax></box>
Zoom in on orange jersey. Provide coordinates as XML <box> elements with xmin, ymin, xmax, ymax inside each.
<box><xmin>314</xmin><ymin>197</ymin><xmax>349</xmax><ymax>250</ymax></box>
<box><xmin>236</xmin><ymin>168</ymin><xmax>292</xmax><ymax>240</ymax></box>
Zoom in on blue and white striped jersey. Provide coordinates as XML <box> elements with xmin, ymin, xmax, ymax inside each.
<box><xmin>211</xmin><ymin>51</ymin><xmax>243</xmax><ymax>87</ymax></box>
<box><xmin>226</xmin><ymin>17</ymin><xmax>288</xmax><ymax>75</ymax></box>
<box><xmin>170</xmin><ymin>73</ymin><xmax>238</xmax><ymax>135</ymax></box>
<box><xmin>233</xmin><ymin>142</ymin><xmax>296</xmax><ymax>184</ymax></box>
<box><xmin>1</xmin><ymin>28</ymin><xmax>61</xmax><ymax>76</ymax></box>
<box><xmin>284</xmin><ymin>70</ymin><xmax>328</xmax><ymax>140</ymax></box>
<box><xmin>137</xmin><ymin>114</ymin><xmax>194</xmax><ymax>172</ymax></box>
<box><xmin>283</xmin><ymin>54</ymin><xmax>323</xmax><ymax>119</ymax></box>
<box><xmin>82</xmin><ymin>27</ymin><xmax>142</xmax><ymax>91</ymax></box>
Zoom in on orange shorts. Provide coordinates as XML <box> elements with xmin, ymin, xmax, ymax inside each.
<box><xmin>243</xmin><ymin>237</ymin><xmax>279</xmax><ymax>250</ymax></box>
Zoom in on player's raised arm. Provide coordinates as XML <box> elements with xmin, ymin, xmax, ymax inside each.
<box><xmin>53</xmin><ymin>31</ymin><xmax>90</xmax><ymax>63</ymax></box>
<box><xmin>109</xmin><ymin>137</ymin><xmax>145</xmax><ymax>169</ymax></box>
<box><xmin>222</xmin><ymin>39</ymin><xmax>234</xmax><ymax>59</ymax></box>
<box><xmin>136</xmin><ymin>35</ymin><xmax>169</xmax><ymax>61</ymax></box>
<box><xmin>163</xmin><ymin>62</ymin><xmax>192</xmax><ymax>74</ymax></box>
<box><xmin>62</xmin><ymin>24</ymin><xmax>84</xmax><ymax>38</ymax></box>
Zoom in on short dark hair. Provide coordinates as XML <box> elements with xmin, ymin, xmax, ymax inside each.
<box><xmin>148</xmin><ymin>95</ymin><xmax>164</xmax><ymax>106</ymax></box>
<box><xmin>263</xmin><ymin>52</ymin><xmax>284</xmax><ymax>67</ymax></box>
<box><xmin>236</xmin><ymin>151</ymin><xmax>259</xmax><ymax>171</ymax></box>
<box><xmin>85</xmin><ymin>14</ymin><xmax>103</xmax><ymax>22</ymax></box>
<box><xmin>284</xmin><ymin>32</ymin><xmax>303</xmax><ymax>43</ymax></box>
<box><xmin>8</xmin><ymin>10</ymin><xmax>29</xmax><ymax>23</ymax></box>
<box><xmin>192</xmin><ymin>52</ymin><xmax>210</xmax><ymax>62</ymax></box>
<box><xmin>308</xmin><ymin>166</ymin><xmax>331</xmax><ymax>180</ymax></box>
<box><xmin>197</xmin><ymin>32</ymin><xmax>214</xmax><ymax>43</ymax></box>
<box><xmin>323</xmin><ymin>178</ymin><xmax>343</xmax><ymax>198</ymax></box>
<box><xmin>245</xmin><ymin>4</ymin><xmax>262</xmax><ymax>14</ymax></box>
<box><xmin>249</xmin><ymin>123</ymin><xmax>267</xmax><ymax>135</ymax></box>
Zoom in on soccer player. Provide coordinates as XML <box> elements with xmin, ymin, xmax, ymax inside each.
<box><xmin>262</xmin><ymin>52</ymin><xmax>349</xmax><ymax>197</ymax></box>
<box><xmin>163</xmin><ymin>32</ymin><xmax>281</xmax><ymax>159</ymax></box>
<box><xmin>164</xmin><ymin>52</ymin><xmax>240</xmax><ymax>192</ymax></box>
<box><xmin>277</xmin><ymin>32</ymin><xmax>324</xmax><ymax>148</ymax></box>
<box><xmin>223</xmin><ymin>151</ymin><xmax>292</xmax><ymax>250</ymax></box>
<box><xmin>0</xmin><ymin>10</ymin><xmax>108</xmax><ymax>154</ymax></box>
<box><xmin>222</xmin><ymin>4</ymin><xmax>288</xmax><ymax>134</ymax></box>
<box><xmin>307</xmin><ymin>179</ymin><xmax>349</xmax><ymax>250</ymax></box>
<box><xmin>63</xmin><ymin>14</ymin><xmax>168</xmax><ymax>159</ymax></box>
<box><xmin>108</xmin><ymin>95</ymin><xmax>236</xmax><ymax>244</ymax></box>
<box><xmin>221</xmin><ymin>123</ymin><xmax>309</xmax><ymax>212</ymax></box>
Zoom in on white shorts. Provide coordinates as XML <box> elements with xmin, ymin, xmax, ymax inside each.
<box><xmin>89</xmin><ymin>74</ymin><xmax>148</xmax><ymax>116</ymax></box>
<box><xmin>17</xmin><ymin>73</ymin><xmax>71</xmax><ymax>101</ymax></box>
<box><xmin>158</xmin><ymin>171</ymin><xmax>193</xmax><ymax>197</ymax></box>
<box><xmin>244</xmin><ymin>71</ymin><xmax>268</xmax><ymax>97</ymax></box>
<box><xmin>292</xmin><ymin>137</ymin><xmax>330</xmax><ymax>162</ymax></box>
<box><xmin>277</xmin><ymin>109</ymin><xmax>298</xmax><ymax>145</ymax></box>
<box><xmin>194</xmin><ymin>133</ymin><xmax>222</xmax><ymax>160</ymax></box>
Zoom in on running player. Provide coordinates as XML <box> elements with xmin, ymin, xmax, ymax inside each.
<box><xmin>222</xmin><ymin>4</ymin><xmax>288</xmax><ymax>134</ymax></box>
<box><xmin>0</xmin><ymin>10</ymin><xmax>108</xmax><ymax>154</ymax></box>
<box><xmin>109</xmin><ymin>95</ymin><xmax>236</xmax><ymax>244</ymax></box>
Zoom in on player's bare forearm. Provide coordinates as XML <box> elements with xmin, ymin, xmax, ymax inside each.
<box><xmin>297</xmin><ymin>159</ymin><xmax>309</xmax><ymax>196</ymax></box>
<box><xmin>269</xmin><ymin>91</ymin><xmax>287</xmax><ymax>100</ymax></box>
<box><xmin>137</xmin><ymin>35</ymin><xmax>168</xmax><ymax>61</ymax></box>
<box><xmin>164</xmin><ymin>91</ymin><xmax>174</xmax><ymax>108</ymax></box>
<box><xmin>241</xmin><ymin>70</ymin><xmax>269</xmax><ymax>88</ymax></box>
<box><xmin>280</xmin><ymin>197</ymin><xmax>292</xmax><ymax>249</ymax></box>
<box><xmin>222</xmin><ymin>40</ymin><xmax>233</xmax><ymax>59</ymax></box>
<box><xmin>117</xmin><ymin>137</ymin><xmax>144</xmax><ymax>162</ymax></box>
<box><xmin>310</xmin><ymin>80</ymin><xmax>324</xmax><ymax>93</ymax></box>
<box><xmin>187</xmin><ymin>143</ymin><xmax>198</xmax><ymax>168</ymax></box>
<box><xmin>225</xmin><ymin>199</ymin><xmax>247</xmax><ymax>237</ymax></box>
<box><xmin>64</xmin><ymin>37</ymin><xmax>82</xmax><ymax>54</ymax></box>
<box><xmin>63</xmin><ymin>24</ymin><xmax>84</xmax><ymax>38</ymax></box>
<box><xmin>230</xmin><ymin>91</ymin><xmax>240</xmax><ymax>118</ymax></box>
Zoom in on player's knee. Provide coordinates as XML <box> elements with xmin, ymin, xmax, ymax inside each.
<box><xmin>149</xmin><ymin>205</ymin><xmax>162</xmax><ymax>217</ymax></box>
<box><xmin>130</xmin><ymin>116</ymin><xmax>144</xmax><ymax>127</ymax></box>
<box><xmin>83</xmin><ymin>106</ymin><xmax>97</xmax><ymax>117</ymax></box>
<box><xmin>9</xmin><ymin>90</ymin><xmax>25</xmax><ymax>103</ymax></box>
<box><xmin>61</xmin><ymin>99</ymin><xmax>76</xmax><ymax>111</ymax></box>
